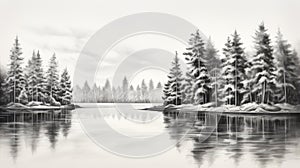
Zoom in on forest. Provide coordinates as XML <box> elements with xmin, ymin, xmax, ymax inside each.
<box><xmin>163</xmin><ymin>22</ymin><xmax>300</xmax><ymax>109</ymax></box>
<box><xmin>73</xmin><ymin>79</ymin><xmax>163</xmax><ymax>103</ymax></box>
<box><xmin>0</xmin><ymin>37</ymin><xmax>72</xmax><ymax>106</ymax></box>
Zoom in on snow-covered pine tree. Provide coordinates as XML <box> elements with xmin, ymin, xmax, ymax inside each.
<box><xmin>168</xmin><ymin>52</ymin><xmax>183</xmax><ymax>105</ymax></box>
<box><xmin>58</xmin><ymin>68</ymin><xmax>72</xmax><ymax>105</ymax></box>
<box><xmin>0</xmin><ymin>65</ymin><xmax>7</xmax><ymax>104</ymax></box>
<box><xmin>184</xmin><ymin>30</ymin><xmax>211</xmax><ymax>104</ymax></box>
<box><xmin>220</xmin><ymin>32</ymin><xmax>247</xmax><ymax>106</ymax></box>
<box><xmin>204</xmin><ymin>37</ymin><xmax>221</xmax><ymax>73</ymax></box>
<box><xmin>204</xmin><ymin>37</ymin><xmax>221</xmax><ymax>105</ymax></box>
<box><xmin>17</xmin><ymin>87</ymin><xmax>28</xmax><ymax>104</ymax></box>
<box><xmin>25</xmin><ymin>51</ymin><xmax>36</xmax><ymax>102</ymax></box>
<box><xmin>181</xmin><ymin>72</ymin><xmax>193</xmax><ymax>104</ymax></box>
<box><xmin>4</xmin><ymin>36</ymin><xmax>26</xmax><ymax>103</ymax></box>
<box><xmin>162</xmin><ymin>80</ymin><xmax>171</xmax><ymax>105</ymax></box>
<box><xmin>220</xmin><ymin>37</ymin><xmax>234</xmax><ymax>105</ymax></box>
<box><xmin>274</xmin><ymin>30</ymin><xmax>300</xmax><ymax>104</ymax></box>
<box><xmin>45</xmin><ymin>53</ymin><xmax>60</xmax><ymax>102</ymax></box>
<box><xmin>34</xmin><ymin>51</ymin><xmax>46</xmax><ymax>102</ymax></box>
<box><xmin>250</xmin><ymin>23</ymin><xmax>277</xmax><ymax>104</ymax></box>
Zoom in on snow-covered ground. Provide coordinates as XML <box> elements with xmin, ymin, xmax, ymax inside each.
<box><xmin>162</xmin><ymin>102</ymin><xmax>300</xmax><ymax>113</ymax></box>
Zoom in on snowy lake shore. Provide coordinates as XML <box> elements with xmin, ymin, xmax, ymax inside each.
<box><xmin>142</xmin><ymin>102</ymin><xmax>300</xmax><ymax>115</ymax></box>
<box><xmin>0</xmin><ymin>102</ymin><xmax>76</xmax><ymax>111</ymax></box>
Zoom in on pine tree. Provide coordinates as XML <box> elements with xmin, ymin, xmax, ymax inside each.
<box><xmin>250</xmin><ymin>23</ymin><xmax>277</xmax><ymax>104</ymax></box>
<box><xmin>4</xmin><ymin>36</ymin><xmax>26</xmax><ymax>103</ymax></box>
<box><xmin>148</xmin><ymin>79</ymin><xmax>154</xmax><ymax>102</ymax></box>
<box><xmin>122</xmin><ymin>76</ymin><xmax>129</xmax><ymax>102</ymax></box>
<box><xmin>204</xmin><ymin>37</ymin><xmax>221</xmax><ymax>73</ymax></box>
<box><xmin>0</xmin><ymin>65</ymin><xmax>8</xmax><ymax>104</ymax></box>
<box><xmin>103</xmin><ymin>79</ymin><xmax>112</xmax><ymax>102</ymax></box>
<box><xmin>274</xmin><ymin>30</ymin><xmax>299</xmax><ymax>104</ymax></box>
<box><xmin>58</xmin><ymin>68</ymin><xmax>72</xmax><ymax>105</ymax></box>
<box><xmin>181</xmin><ymin>72</ymin><xmax>193</xmax><ymax>104</ymax></box>
<box><xmin>149</xmin><ymin>79</ymin><xmax>154</xmax><ymax>91</ymax></box>
<box><xmin>163</xmin><ymin>51</ymin><xmax>183</xmax><ymax>105</ymax></box>
<box><xmin>45</xmin><ymin>53</ymin><xmax>60</xmax><ymax>102</ymax></box>
<box><xmin>141</xmin><ymin>79</ymin><xmax>148</xmax><ymax>102</ymax></box>
<box><xmin>34</xmin><ymin>51</ymin><xmax>46</xmax><ymax>102</ymax></box>
<box><xmin>162</xmin><ymin>80</ymin><xmax>171</xmax><ymax>105</ymax></box>
<box><xmin>220</xmin><ymin>31</ymin><xmax>248</xmax><ymax>106</ymax></box>
<box><xmin>136</xmin><ymin>85</ymin><xmax>141</xmax><ymax>102</ymax></box>
<box><xmin>156</xmin><ymin>82</ymin><xmax>162</xmax><ymax>89</ymax></box>
<box><xmin>184</xmin><ymin>30</ymin><xmax>211</xmax><ymax>104</ymax></box>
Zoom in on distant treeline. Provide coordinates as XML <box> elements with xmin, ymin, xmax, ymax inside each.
<box><xmin>0</xmin><ymin>37</ymin><xmax>72</xmax><ymax>105</ymax></box>
<box><xmin>73</xmin><ymin>78</ymin><xmax>163</xmax><ymax>103</ymax></box>
<box><xmin>163</xmin><ymin>23</ymin><xmax>300</xmax><ymax>106</ymax></box>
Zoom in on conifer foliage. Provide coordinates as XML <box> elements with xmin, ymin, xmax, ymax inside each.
<box><xmin>163</xmin><ymin>52</ymin><xmax>183</xmax><ymax>105</ymax></box>
<box><xmin>1</xmin><ymin>37</ymin><xmax>72</xmax><ymax>105</ymax></box>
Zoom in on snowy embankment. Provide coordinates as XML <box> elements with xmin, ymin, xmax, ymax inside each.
<box><xmin>0</xmin><ymin>101</ymin><xmax>76</xmax><ymax>111</ymax></box>
<box><xmin>143</xmin><ymin>102</ymin><xmax>300</xmax><ymax>114</ymax></box>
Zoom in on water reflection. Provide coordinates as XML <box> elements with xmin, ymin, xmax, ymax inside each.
<box><xmin>0</xmin><ymin>110</ymin><xmax>72</xmax><ymax>161</ymax></box>
<box><xmin>163</xmin><ymin>112</ymin><xmax>300</xmax><ymax>168</ymax></box>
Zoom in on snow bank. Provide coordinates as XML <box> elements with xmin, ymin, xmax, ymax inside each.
<box><xmin>6</xmin><ymin>103</ymin><xmax>29</xmax><ymax>109</ymax></box>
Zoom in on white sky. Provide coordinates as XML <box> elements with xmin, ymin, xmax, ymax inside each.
<box><xmin>1</xmin><ymin>0</ymin><xmax>300</xmax><ymax>87</ymax></box>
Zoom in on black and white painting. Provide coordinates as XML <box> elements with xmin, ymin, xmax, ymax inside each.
<box><xmin>1</xmin><ymin>0</ymin><xmax>300</xmax><ymax>168</ymax></box>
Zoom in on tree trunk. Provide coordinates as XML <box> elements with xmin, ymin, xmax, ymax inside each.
<box><xmin>283</xmin><ymin>69</ymin><xmax>287</xmax><ymax>104</ymax></box>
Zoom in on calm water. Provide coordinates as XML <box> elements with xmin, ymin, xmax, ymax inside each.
<box><xmin>0</xmin><ymin>103</ymin><xmax>300</xmax><ymax>168</ymax></box>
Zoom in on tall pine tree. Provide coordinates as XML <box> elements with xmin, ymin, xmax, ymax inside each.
<box><xmin>184</xmin><ymin>30</ymin><xmax>211</xmax><ymax>104</ymax></box>
<box><xmin>45</xmin><ymin>53</ymin><xmax>59</xmax><ymax>101</ymax></box>
<box><xmin>163</xmin><ymin>51</ymin><xmax>183</xmax><ymax>105</ymax></box>
<box><xmin>250</xmin><ymin>23</ymin><xmax>277</xmax><ymax>104</ymax></box>
<box><xmin>58</xmin><ymin>68</ymin><xmax>72</xmax><ymax>105</ymax></box>
<box><xmin>274</xmin><ymin>30</ymin><xmax>300</xmax><ymax>104</ymax></box>
<box><xmin>4</xmin><ymin>36</ymin><xmax>26</xmax><ymax>103</ymax></box>
<box><xmin>220</xmin><ymin>31</ymin><xmax>248</xmax><ymax>105</ymax></box>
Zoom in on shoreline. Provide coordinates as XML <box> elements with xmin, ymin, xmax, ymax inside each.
<box><xmin>142</xmin><ymin>103</ymin><xmax>300</xmax><ymax>115</ymax></box>
<box><xmin>0</xmin><ymin>104</ymin><xmax>77</xmax><ymax>111</ymax></box>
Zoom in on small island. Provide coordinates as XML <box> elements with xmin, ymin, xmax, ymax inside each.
<box><xmin>0</xmin><ymin>37</ymin><xmax>74</xmax><ymax>111</ymax></box>
<box><xmin>145</xmin><ymin>23</ymin><xmax>300</xmax><ymax>115</ymax></box>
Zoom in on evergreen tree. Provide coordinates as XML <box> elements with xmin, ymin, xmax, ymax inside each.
<box><xmin>45</xmin><ymin>53</ymin><xmax>59</xmax><ymax>102</ymax></box>
<box><xmin>149</xmin><ymin>79</ymin><xmax>154</xmax><ymax>91</ymax></box>
<box><xmin>58</xmin><ymin>68</ymin><xmax>72</xmax><ymax>105</ymax></box>
<box><xmin>181</xmin><ymin>72</ymin><xmax>193</xmax><ymax>104</ymax></box>
<box><xmin>162</xmin><ymin>80</ymin><xmax>171</xmax><ymax>105</ymax></box>
<box><xmin>184</xmin><ymin>30</ymin><xmax>211</xmax><ymax>104</ymax></box>
<box><xmin>141</xmin><ymin>79</ymin><xmax>148</xmax><ymax>102</ymax></box>
<box><xmin>103</xmin><ymin>79</ymin><xmax>112</xmax><ymax>102</ymax></box>
<box><xmin>163</xmin><ymin>51</ymin><xmax>183</xmax><ymax>105</ymax></box>
<box><xmin>156</xmin><ymin>82</ymin><xmax>162</xmax><ymax>89</ymax></box>
<box><xmin>136</xmin><ymin>85</ymin><xmax>141</xmax><ymax>102</ymax></box>
<box><xmin>250</xmin><ymin>23</ymin><xmax>277</xmax><ymax>104</ymax></box>
<box><xmin>0</xmin><ymin>65</ymin><xmax>8</xmax><ymax>104</ymax></box>
<box><xmin>82</xmin><ymin>81</ymin><xmax>91</xmax><ymax>102</ymax></box>
<box><xmin>4</xmin><ymin>36</ymin><xmax>26</xmax><ymax>103</ymax></box>
<box><xmin>122</xmin><ymin>76</ymin><xmax>129</xmax><ymax>102</ymax></box>
<box><xmin>204</xmin><ymin>37</ymin><xmax>221</xmax><ymax>73</ymax></box>
<box><xmin>25</xmin><ymin>51</ymin><xmax>35</xmax><ymax>102</ymax></box>
<box><xmin>219</xmin><ymin>31</ymin><xmax>248</xmax><ymax>105</ymax></box>
<box><xmin>274</xmin><ymin>30</ymin><xmax>300</xmax><ymax>104</ymax></box>
<box><xmin>34</xmin><ymin>51</ymin><xmax>46</xmax><ymax>102</ymax></box>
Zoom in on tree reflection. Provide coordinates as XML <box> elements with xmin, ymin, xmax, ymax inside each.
<box><xmin>163</xmin><ymin>112</ymin><xmax>300</xmax><ymax>168</ymax></box>
<box><xmin>0</xmin><ymin>110</ymin><xmax>73</xmax><ymax>161</ymax></box>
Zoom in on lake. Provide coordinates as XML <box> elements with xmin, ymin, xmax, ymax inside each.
<box><xmin>0</xmin><ymin>103</ymin><xmax>300</xmax><ymax>168</ymax></box>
